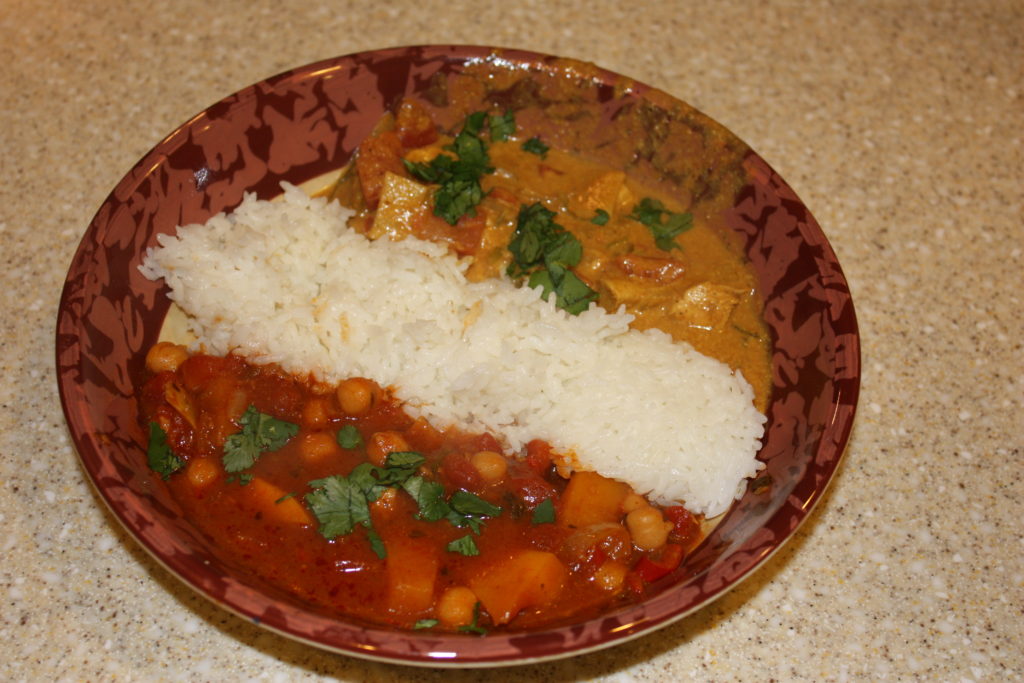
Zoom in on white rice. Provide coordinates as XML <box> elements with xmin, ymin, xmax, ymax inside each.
<box><xmin>140</xmin><ymin>183</ymin><xmax>765</xmax><ymax>517</ymax></box>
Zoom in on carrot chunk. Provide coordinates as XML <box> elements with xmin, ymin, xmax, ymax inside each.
<box><xmin>469</xmin><ymin>550</ymin><xmax>567</xmax><ymax>625</ymax></box>
<box><xmin>385</xmin><ymin>536</ymin><xmax>439</xmax><ymax>614</ymax></box>
<box><xmin>245</xmin><ymin>477</ymin><xmax>313</xmax><ymax>526</ymax></box>
<box><xmin>558</xmin><ymin>471</ymin><xmax>630</xmax><ymax>529</ymax></box>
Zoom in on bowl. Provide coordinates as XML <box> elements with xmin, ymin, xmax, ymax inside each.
<box><xmin>56</xmin><ymin>45</ymin><xmax>859</xmax><ymax>666</ymax></box>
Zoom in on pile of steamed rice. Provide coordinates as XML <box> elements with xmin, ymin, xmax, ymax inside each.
<box><xmin>140</xmin><ymin>184</ymin><xmax>765</xmax><ymax>518</ymax></box>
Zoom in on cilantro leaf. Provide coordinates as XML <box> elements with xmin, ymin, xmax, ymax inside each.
<box><xmin>366</xmin><ymin>527</ymin><xmax>387</xmax><ymax>559</ymax></box>
<box><xmin>404</xmin><ymin>111</ymin><xmax>495</xmax><ymax>225</ymax></box>
<box><xmin>374</xmin><ymin>451</ymin><xmax>425</xmax><ymax>487</ymax></box>
<box><xmin>433</xmin><ymin>177</ymin><xmax>485</xmax><ymax>225</ymax></box>
<box><xmin>305</xmin><ymin>474</ymin><xmax>371</xmax><ymax>539</ymax></box>
<box><xmin>507</xmin><ymin>203</ymin><xmax>597</xmax><ymax>315</ymax></box>
<box><xmin>447</xmin><ymin>535</ymin><xmax>480</xmax><ymax>556</ymax></box>
<box><xmin>146</xmin><ymin>422</ymin><xmax>184</xmax><ymax>480</ymax></box>
<box><xmin>336</xmin><ymin>424</ymin><xmax>363</xmax><ymax>449</ymax></box>
<box><xmin>489</xmin><ymin>111</ymin><xmax>515</xmax><ymax>141</ymax></box>
<box><xmin>450</xmin><ymin>490</ymin><xmax>502</xmax><ymax>518</ymax></box>
<box><xmin>590</xmin><ymin>208</ymin><xmax>610</xmax><ymax>226</ymax></box>
<box><xmin>413</xmin><ymin>619</ymin><xmax>439</xmax><ymax>630</ymax></box>
<box><xmin>458</xmin><ymin>602</ymin><xmax>488</xmax><ymax>635</ymax></box>
<box><xmin>521</xmin><ymin>136</ymin><xmax>549</xmax><ymax>158</ymax></box>
<box><xmin>222</xmin><ymin>405</ymin><xmax>298</xmax><ymax>473</ymax></box>
<box><xmin>531</xmin><ymin>498</ymin><xmax>556</xmax><ymax>525</ymax></box>
<box><xmin>627</xmin><ymin>198</ymin><xmax>694</xmax><ymax>251</ymax></box>
<box><xmin>402</xmin><ymin>476</ymin><xmax>450</xmax><ymax>522</ymax></box>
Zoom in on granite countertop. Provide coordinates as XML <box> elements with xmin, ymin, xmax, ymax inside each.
<box><xmin>1</xmin><ymin>1</ymin><xmax>1021</xmax><ymax>680</ymax></box>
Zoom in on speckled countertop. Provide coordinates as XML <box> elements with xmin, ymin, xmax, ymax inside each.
<box><xmin>1</xmin><ymin>0</ymin><xmax>1021</xmax><ymax>680</ymax></box>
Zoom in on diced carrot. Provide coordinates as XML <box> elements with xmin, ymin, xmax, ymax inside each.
<box><xmin>558</xmin><ymin>471</ymin><xmax>629</xmax><ymax>529</ymax></box>
<box><xmin>245</xmin><ymin>477</ymin><xmax>313</xmax><ymax>526</ymax></box>
<box><xmin>385</xmin><ymin>536</ymin><xmax>439</xmax><ymax>613</ymax></box>
<box><xmin>469</xmin><ymin>550</ymin><xmax>567</xmax><ymax>625</ymax></box>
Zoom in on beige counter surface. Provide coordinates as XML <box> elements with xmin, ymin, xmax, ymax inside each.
<box><xmin>1</xmin><ymin>0</ymin><xmax>1021</xmax><ymax>680</ymax></box>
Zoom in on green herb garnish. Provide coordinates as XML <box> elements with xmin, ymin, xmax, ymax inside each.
<box><xmin>521</xmin><ymin>136</ymin><xmax>549</xmax><ymax>158</ymax></box>
<box><xmin>507</xmin><ymin>202</ymin><xmax>598</xmax><ymax>315</ymax></box>
<box><xmin>413</xmin><ymin>619</ymin><xmax>439</xmax><ymax>630</ymax></box>
<box><xmin>531</xmin><ymin>498</ymin><xmax>556</xmax><ymax>525</ymax></box>
<box><xmin>404</xmin><ymin>111</ymin><xmax>495</xmax><ymax>225</ymax></box>
<box><xmin>305</xmin><ymin>473</ymin><xmax>373</xmax><ymax>539</ymax></box>
<box><xmin>305</xmin><ymin>452</ymin><xmax>430</xmax><ymax>555</ymax></box>
<box><xmin>222</xmin><ymin>405</ymin><xmax>298</xmax><ymax>473</ymax></box>
<box><xmin>146</xmin><ymin>422</ymin><xmax>184</xmax><ymax>480</ymax></box>
<box><xmin>627</xmin><ymin>197</ymin><xmax>694</xmax><ymax>251</ymax></box>
<box><xmin>402</xmin><ymin>478</ymin><xmax>502</xmax><ymax>534</ymax></box>
<box><xmin>489</xmin><ymin>111</ymin><xmax>516</xmax><ymax>142</ymax></box>
<box><xmin>590</xmin><ymin>208</ymin><xmax>610</xmax><ymax>226</ymax></box>
<box><xmin>446</xmin><ymin>534</ymin><xmax>480</xmax><ymax>556</ymax></box>
<box><xmin>458</xmin><ymin>602</ymin><xmax>488</xmax><ymax>636</ymax></box>
<box><xmin>336</xmin><ymin>424</ymin><xmax>363</xmax><ymax>449</ymax></box>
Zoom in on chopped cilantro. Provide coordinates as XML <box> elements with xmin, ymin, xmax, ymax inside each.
<box><xmin>521</xmin><ymin>136</ymin><xmax>549</xmax><ymax>158</ymax></box>
<box><xmin>413</xmin><ymin>619</ymin><xmax>439</xmax><ymax>630</ymax></box>
<box><xmin>306</xmin><ymin>452</ymin><xmax>433</xmax><ymax>554</ymax></box>
<box><xmin>507</xmin><ymin>202</ymin><xmax>597</xmax><ymax>315</ymax></box>
<box><xmin>336</xmin><ymin>424</ymin><xmax>363</xmax><ymax>449</ymax></box>
<box><xmin>274</xmin><ymin>492</ymin><xmax>296</xmax><ymax>504</ymax></box>
<box><xmin>458</xmin><ymin>602</ymin><xmax>488</xmax><ymax>635</ymax></box>
<box><xmin>627</xmin><ymin>197</ymin><xmax>694</xmax><ymax>251</ymax></box>
<box><xmin>446</xmin><ymin>534</ymin><xmax>480</xmax><ymax>556</ymax></box>
<box><xmin>305</xmin><ymin>474</ymin><xmax>372</xmax><ymax>539</ymax></box>
<box><xmin>222</xmin><ymin>405</ymin><xmax>298</xmax><ymax>473</ymax></box>
<box><xmin>146</xmin><ymin>422</ymin><xmax>184</xmax><ymax>480</ymax></box>
<box><xmin>402</xmin><ymin>476</ymin><xmax>451</xmax><ymax>522</ymax></box>
<box><xmin>531</xmin><ymin>498</ymin><xmax>556</xmax><ymax>525</ymax></box>
<box><xmin>404</xmin><ymin>111</ymin><xmax>495</xmax><ymax>225</ymax></box>
<box><xmin>366</xmin><ymin>527</ymin><xmax>387</xmax><ymax>559</ymax></box>
<box><xmin>450</xmin><ymin>490</ymin><xmax>502</xmax><ymax>518</ymax></box>
<box><xmin>489</xmin><ymin>111</ymin><xmax>516</xmax><ymax>141</ymax></box>
<box><xmin>590</xmin><ymin>208</ymin><xmax>610</xmax><ymax>226</ymax></box>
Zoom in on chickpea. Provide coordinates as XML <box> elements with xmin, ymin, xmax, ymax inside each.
<box><xmin>301</xmin><ymin>397</ymin><xmax>331</xmax><ymax>428</ymax></box>
<box><xmin>470</xmin><ymin>450</ymin><xmax>508</xmax><ymax>483</ymax></box>
<box><xmin>336</xmin><ymin>377</ymin><xmax>378</xmax><ymax>416</ymax></box>
<box><xmin>620</xmin><ymin>492</ymin><xmax>647</xmax><ymax>515</ymax></box>
<box><xmin>185</xmin><ymin>458</ymin><xmax>218</xmax><ymax>488</ymax></box>
<box><xmin>625</xmin><ymin>506</ymin><xmax>672</xmax><ymax>551</ymax></box>
<box><xmin>436</xmin><ymin>586</ymin><xmax>478</xmax><ymax>627</ymax></box>
<box><xmin>366</xmin><ymin>430</ymin><xmax>410</xmax><ymax>467</ymax></box>
<box><xmin>591</xmin><ymin>560</ymin><xmax>628</xmax><ymax>593</ymax></box>
<box><xmin>300</xmin><ymin>431</ymin><xmax>338</xmax><ymax>463</ymax></box>
<box><xmin>145</xmin><ymin>342</ymin><xmax>188</xmax><ymax>374</ymax></box>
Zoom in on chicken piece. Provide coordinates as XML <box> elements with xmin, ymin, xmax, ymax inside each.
<box><xmin>671</xmin><ymin>282</ymin><xmax>744</xmax><ymax>330</ymax></box>
<box><xmin>568</xmin><ymin>170</ymin><xmax>634</xmax><ymax>219</ymax></box>
<box><xmin>368</xmin><ymin>172</ymin><xmax>429</xmax><ymax>241</ymax></box>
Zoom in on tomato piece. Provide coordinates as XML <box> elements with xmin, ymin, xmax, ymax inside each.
<box><xmin>632</xmin><ymin>543</ymin><xmax>684</xmax><ymax>583</ymax></box>
<box><xmin>524</xmin><ymin>439</ymin><xmax>553</xmax><ymax>475</ymax></box>
<box><xmin>440</xmin><ymin>452</ymin><xmax>483</xmax><ymax>492</ymax></box>
<box><xmin>394</xmin><ymin>98</ymin><xmax>438</xmax><ymax>148</ymax></box>
<box><xmin>664</xmin><ymin>505</ymin><xmax>701</xmax><ymax>546</ymax></box>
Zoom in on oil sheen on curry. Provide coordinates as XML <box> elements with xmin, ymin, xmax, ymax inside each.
<box><xmin>140</xmin><ymin>76</ymin><xmax>771</xmax><ymax>633</ymax></box>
